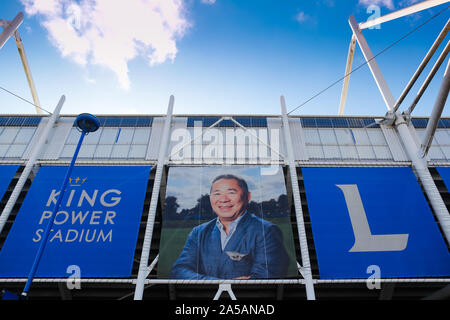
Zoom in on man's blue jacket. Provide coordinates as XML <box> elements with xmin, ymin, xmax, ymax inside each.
<box><xmin>170</xmin><ymin>213</ymin><xmax>290</xmax><ymax>279</ymax></box>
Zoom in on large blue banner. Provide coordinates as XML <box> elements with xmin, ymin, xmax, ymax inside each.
<box><xmin>0</xmin><ymin>165</ymin><xmax>19</xmax><ymax>201</ymax></box>
<box><xmin>436</xmin><ymin>167</ymin><xmax>450</xmax><ymax>192</ymax></box>
<box><xmin>302</xmin><ymin>167</ymin><xmax>450</xmax><ymax>279</ymax></box>
<box><xmin>0</xmin><ymin>166</ymin><xmax>150</xmax><ymax>277</ymax></box>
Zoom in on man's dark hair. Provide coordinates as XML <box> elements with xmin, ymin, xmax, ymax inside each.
<box><xmin>210</xmin><ymin>174</ymin><xmax>250</xmax><ymax>200</ymax></box>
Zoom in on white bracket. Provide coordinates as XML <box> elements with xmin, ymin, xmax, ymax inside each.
<box><xmin>296</xmin><ymin>261</ymin><xmax>305</xmax><ymax>279</ymax></box>
<box><xmin>213</xmin><ymin>284</ymin><xmax>237</xmax><ymax>300</ymax></box>
<box><xmin>145</xmin><ymin>254</ymin><xmax>159</xmax><ymax>278</ymax></box>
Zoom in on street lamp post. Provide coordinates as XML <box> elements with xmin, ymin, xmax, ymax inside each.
<box><xmin>21</xmin><ymin>113</ymin><xmax>100</xmax><ymax>299</ymax></box>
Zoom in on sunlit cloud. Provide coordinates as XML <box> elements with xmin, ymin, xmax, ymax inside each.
<box><xmin>21</xmin><ymin>0</ymin><xmax>190</xmax><ymax>90</ymax></box>
<box><xmin>358</xmin><ymin>0</ymin><xmax>394</xmax><ymax>10</ymax></box>
<box><xmin>295</xmin><ymin>11</ymin><xmax>310</xmax><ymax>23</ymax></box>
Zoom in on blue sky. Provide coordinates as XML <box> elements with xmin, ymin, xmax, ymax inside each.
<box><xmin>0</xmin><ymin>0</ymin><xmax>449</xmax><ymax>117</ymax></box>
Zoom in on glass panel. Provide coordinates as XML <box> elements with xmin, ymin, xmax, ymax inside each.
<box><xmin>366</xmin><ymin>129</ymin><xmax>387</xmax><ymax>145</ymax></box>
<box><xmin>0</xmin><ymin>128</ymin><xmax>19</xmax><ymax>143</ymax></box>
<box><xmin>60</xmin><ymin>144</ymin><xmax>76</xmax><ymax>158</ymax></box>
<box><xmin>116</xmin><ymin>128</ymin><xmax>134</xmax><ymax>144</ymax></box>
<box><xmin>428</xmin><ymin>146</ymin><xmax>445</xmax><ymax>160</ymax></box>
<box><xmin>356</xmin><ymin>145</ymin><xmax>375</xmax><ymax>159</ymax></box>
<box><xmin>373</xmin><ymin>146</ymin><xmax>393</xmax><ymax>160</ymax></box>
<box><xmin>111</xmin><ymin>144</ymin><xmax>130</xmax><ymax>158</ymax></box>
<box><xmin>303</xmin><ymin>129</ymin><xmax>321</xmax><ymax>145</ymax></box>
<box><xmin>99</xmin><ymin>128</ymin><xmax>119</xmax><ymax>144</ymax></box>
<box><xmin>84</xmin><ymin>128</ymin><xmax>102</xmax><ymax>144</ymax></box>
<box><xmin>415</xmin><ymin>129</ymin><xmax>425</xmax><ymax>140</ymax></box>
<box><xmin>78</xmin><ymin>144</ymin><xmax>96</xmax><ymax>158</ymax></box>
<box><xmin>318</xmin><ymin>129</ymin><xmax>337</xmax><ymax>145</ymax></box>
<box><xmin>65</xmin><ymin>128</ymin><xmax>79</xmax><ymax>144</ymax></box>
<box><xmin>322</xmin><ymin>145</ymin><xmax>341</xmax><ymax>159</ymax></box>
<box><xmin>94</xmin><ymin>145</ymin><xmax>113</xmax><ymax>158</ymax></box>
<box><xmin>347</xmin><ymin>118</ymin><xmax>364</xmax><ymax>128</ymax></box>
<box><xmin>0</xmin><ymin>144</ymin><xmax>9</xmax><ymax>157</ymax></box>
<box><xmin>411</xmin><ymin>118</ymin><xmax>428</xmax><ymax>128</ymax></box>
<box><xmin>315</xmin><ymin>118</ymin><xmax>332</xmax><ymax>127</ymax></box>
<box><xmin>352</xmin><ymin>129</ymin><xmax>370</xmax><ymax>145</ymax></box>
<box><xmin>306</xmin><ymin>145</ymin><xmax>324</xmax><ymax>159</ymax></box>
<box><xmin>339</xmin><ymin>145</ymin><xmax>358</xmax><ymax>159</ymax></box>
<box><xmin>14</xmin><ymin>128</ymin><xmax>36</xmax><ymax>143</ymax></box>
<box><xmin>5</xmin><ymin>144</ymin><xmax>27</xmax><ymax>158</ymax></box>
<box><xmin>415</xmin><ymin>129</ymin><xmax>437</xmax><ymax>145</ymax></box>
<box><xmin>335</xmin><ymin>128</ymin><xmax>354</xmax><ymax>145</ymax></box>
<box><xmin>434</xmin><ymin>130</ymin><xmax>450</xmax><ymax>145</ymax></box>
<box><xmin>331</xmin><ymin>118</ymin><xmax>348</xmax><ymax>128</ymax></box>
<box><xmin>300</xmin><ymin>118</ymin><xmax>316</xmax><ymax>128</ymax></box>
<box><xmin>440</xmin><ymin>146</ymin><xmax>450</xmax><ymax>159</ymax></box>
<box><xmin>129</xmin><ymin>144</ymin><xmax>147</xmax><ymax>158</ymax></box>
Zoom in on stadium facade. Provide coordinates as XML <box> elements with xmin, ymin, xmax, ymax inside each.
<box><xmin>0</xmin><ymin>110</ymin><xmax>449</xmax><ymax>300</ymax></box>
<box><xmin>1</xmin><ymin>0</ymin><xmax>450</xmax><ymax>301</ymax></box>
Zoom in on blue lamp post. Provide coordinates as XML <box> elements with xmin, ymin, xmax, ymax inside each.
<box><xmin>21</xmin><ymin>113</ymin><xmax>100</xmax><ymax>298</ymax></box>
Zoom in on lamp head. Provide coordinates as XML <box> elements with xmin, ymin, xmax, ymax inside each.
<box><xmin>75</xmin><ymin>113</ymin><xmax>100</xmax><ymax>133</ymax></box>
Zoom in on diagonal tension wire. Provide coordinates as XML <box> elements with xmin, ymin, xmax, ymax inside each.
<box><xmin>287</xmin><ymin>5</ymin><xmax>450</xmax><ymax>115</ymax></box>
<box><xmin>0</xmin><ymin>84</ymin><xmax>52</xmax><ymax>115</ymax></box>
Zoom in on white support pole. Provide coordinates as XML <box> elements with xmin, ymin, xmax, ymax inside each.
<box><xmin>280</xmin><ymin>96</ymin><xmax>316</xmax><ymax>300</ymax></box>
<box><xmin>349</xmin><ymin>14</ymin><xmax>396</xmax><ymax>111</ymax></box>
<box><xmin>395</xmin><ymin>112</ymin><xmax>450</xmax><ymax>245</ymax></box>
<box><xmin>406</xmin><ymin>40</ymin><xmax>450</xmax><ymax>115</ymax></box>
<box><xmin>359</xmin><ymin>0</ymin><xmax>450</xmax><ymax>30</ymax></box>
<box><xmin>134</xmin><ymin>95</ymin><xmax>174</xmax><ymax>300</ymax></box>
<box><xmin>420</xmin><ymin>59</ymin><xmax>450</xmax><ymax>158</ymax></box>
<box><xmin>0</xmin><ymin>95</ymin><xmax>65</xmax><ymax>235</ymax></box>
<box><xmin>0</xmin><ymin>12</ymin><xmax>23</xmax><ymax>49</ymax></box>
<box><xmin>14</xmin><ymin>31</ymin><xmax>42</xmax><ymax>114</ymax></box>
<box><xmin>338</xmin><ymin>35</ymin><xmax>356</xmax><ymax>115</ymax></box>
<box><xmin>393</xmin><ymin>19</ymin><xmax>450</xmax><ymax>113</ymax></box>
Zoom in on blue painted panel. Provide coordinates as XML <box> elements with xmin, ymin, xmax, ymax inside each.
<box><xmin>302</xmin><ymin>167</ymin><xmax>450</xmax><ymax>279</ymax></box>
<box><xmin>0</xmin><ymin>166</ymin><xmax>150</xmax><ymax>277</ymax></box>
<box><xmin>0</xmin><ymin>165</ymin><xmax>19</xmax><ymax>201</ymax></box>
<box><xmin>436</xmin><ymin>167</ymin><xmax>450</xmax><ymax>191</ymax></box>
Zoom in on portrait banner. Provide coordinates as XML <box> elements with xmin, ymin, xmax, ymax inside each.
<box><xmin>158</xmin><ymin>166</ymin><xmax>298</xmax><ymax>279</ymax></box>
<box><xmin>0</xmin><ymin>165</ymin><xmax>151</xmax><ymax>277</ymax></box>
<box><xmin>302</xmin><ymin>167</ymin><xmax>450</xmax><ymax>279</ymax></box>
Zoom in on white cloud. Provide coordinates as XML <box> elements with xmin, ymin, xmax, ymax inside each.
<box><xmin>295</xmin><ymin>11</ymin><xmax>309</xmax><ymax>23</ymax></box>
<box><xmin>21</xmin><ymin>0</ymin><xmax>190</xmax><ymax>90</ymax></box>
<box><xmin>358</xmin><ymin>0</ymin><xmax>394</xmax><ymax>10</ymax></box>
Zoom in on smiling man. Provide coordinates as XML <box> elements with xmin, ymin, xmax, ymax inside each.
<box><xmin>169</xmin><ymin>174</ymin><xmax>290</xmax><ymax>280</ymax></box>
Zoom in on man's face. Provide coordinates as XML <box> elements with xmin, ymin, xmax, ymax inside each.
<box><xmin>210</xmin><ymin>178</ymin><xmax>250</xmax><ymax>222</ymax></box>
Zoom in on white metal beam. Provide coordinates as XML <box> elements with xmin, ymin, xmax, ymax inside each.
<box><xmin>393</xmin><ymin>19</ymin><xmax>450</xmax><ymax>113</ymax></box>
<box><xmin>359</xmin><ymin>0</ymin><xmax>450</xmax><ymax>30</ymax></box>
<box><xmin>0</xmin><ymin>96</ymin><xmax>65</xmax><ymax>235</ymax></box>
<box><xmin>406</xmin><ymin>40</ymin><xmax>450</xmax><ymax>114</ymax></box>
<box><xmin>349</xmin><ymin>14</ymin><xmax>396</xmax><ymax>111</ymax></box>
<box><xmin>0</xmin><ymin>12</ymin><xmax>23</xmax><ymax>49</ymax></box>
<box><xmin>420</xmin><ymin>58</ymin><xmax>450</xmax><ymax>157</ymax></box>
<box><xmin>395</xmin><ymin>112</ymin><xmax>450</xmax><ymax>246</ymax></box>
<box><xmin>134</xmin><ymin>96</ymin><xmax>174</xmax><ymax>300</ymax></box>
<box><xmin>281</xmin><ymin>96</ymin><xmax>316</xmax><ymax>300</ymax></box>
<box><xmin>338</xmin><ymin>35</ymin><xmax>356</xmax><ymax>115</ymax></box>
